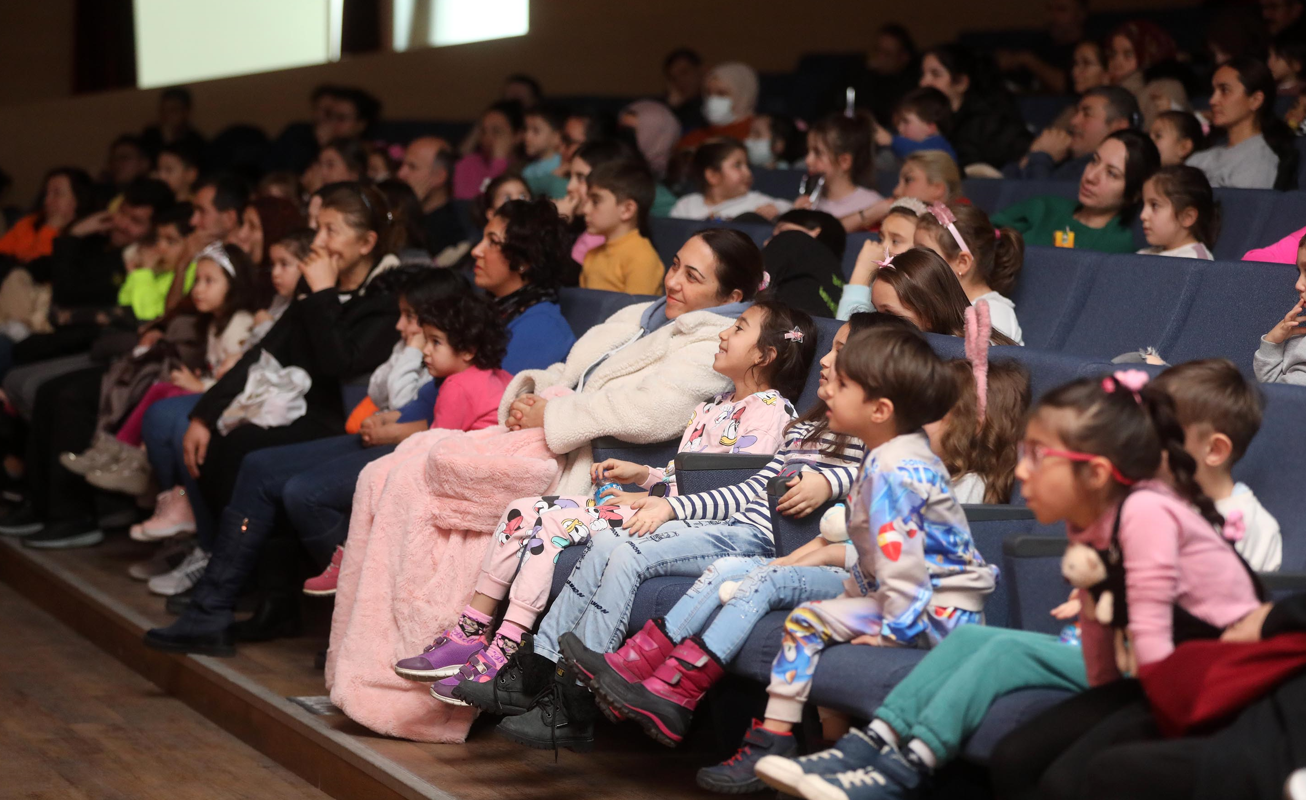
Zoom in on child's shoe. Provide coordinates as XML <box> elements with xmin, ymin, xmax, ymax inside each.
<box><xmin>452</xmin><ymin>633</ymin><xmax>553</xmax><ymax>716</ymax></box>
<box><xmin>59</xmin><ymin>433</ymin><xmax>121</xmax><ymax>476</ymax></box>
<box><xmin>796</xmin><ymin>747</ymin><xmax>928</xmax><ymax>800</ymax></box>
<box><xmin>302</xmin><ymin>545</ymin><xmax>344</xmax><ymax>596</ymax></box>
<box><xmin>561</xmin><ymin>619</ymin><xmax>675</xmax><ymax>688</ymax></box>
<box><xmin>756</xmin><ymin>727</ymin><xmax>892</xmax><ymax>795</ymax></box>
<box><xmin>127</xmin><ymin>538</ymin><xmax>193</xmax><ymax>581</ymax></box>
<box><xmin>130</xmin><ymin>487</ymin><xmax>197</xmax><ymax>542</ymax></box>
<box><xmin>430</xmin><ymin>643</ymin><xmax>509</xmax><ymax>706</ymax></box>
<box><xmin>393</xmin><ymin>623</ymin><xmax>488</xmax><ymax>681</ymax></box>
<box><xmin>86</xmin><ymin>446</ymin><xmax>151</xmax><ymax>496</ymax></box>
<box><xmin>494</xmin><ymin>664</ymin><xmax>599</xmax><ymax>752</ymax></box>
<box><xmin>593</xmin><ymin>635</ymin><xmax>724</xmax><ymax>747</ymax></box>
<box><xmin>697</xmin><ymin>720</ymin><xmax>798</xmax><ymax>794</ymax></box>
<box><xmin>147</xmin><ymin>545</ymin><xmax>210</xmax><ymax>596</ymax></box>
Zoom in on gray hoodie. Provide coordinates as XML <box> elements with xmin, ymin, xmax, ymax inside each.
<box><xmin>1254</xmin><ymin>335</ymin><xmax>1306</xmax><ymax>385</ymax></box>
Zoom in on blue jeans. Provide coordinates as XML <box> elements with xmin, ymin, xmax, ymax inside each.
<box><xmin>662</xmin><ymin>556</ymin><xmax>849</xmax><ymax>663</ymax></box>
<box><xmin>534</xmin><ymin>520</ymin><xmax>775</xmax><ymax>662</ymax></box>
<box><xmin>283</xmin><ymin>435</ymin><xmax>395</xmax><ymax>567</ymax></box>
<box><xmin>140</xmin><ymin>394</ymin><xmax>214</xmax><ymax>547</ymax></box>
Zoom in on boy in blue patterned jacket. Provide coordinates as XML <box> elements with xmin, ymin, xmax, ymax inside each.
<box><xmin>698</xmin><ymin>325</ymin><xmax>997</xmax><ymax>794</ymax></box>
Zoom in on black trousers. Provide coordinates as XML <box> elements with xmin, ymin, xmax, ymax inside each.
<box><xmin>29</xmin><ymin>365</ymin><xmax>105</xmax><ymax>523</ymax></box>
<box><xmin>194</xmin><ymin>413</ymin><xmax>337</xmax><ymax>515</ymax></box>
<box><xmin>989</xmin><ymin>679</ymin><xmax>1161</xmax><ymax>800</ymax></box>
<box><xmin>1081</xmin><ymin>736</ymin><xmax>1202</xmax><ymax>800</ymax></box>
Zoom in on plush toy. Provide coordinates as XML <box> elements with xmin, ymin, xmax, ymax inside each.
<box><xmin>820</xmin><ymin>504</ymin><xmax>848</xmax><ymax>542</ymax></box>
<box><xmin>1060</xmin><ymin>543</ymin><xmax>1114</xmax><ymax>624</ymax></box>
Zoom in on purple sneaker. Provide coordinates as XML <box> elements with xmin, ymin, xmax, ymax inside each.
<box><xmin>430</xmin><ymin>644</ymin><xmax>509</xmax><ymax>706</ymax></box>
<box><xmin>394</xmin><ymin>625</ymin><xmax>488</xmax><ymax>681</ymax></box>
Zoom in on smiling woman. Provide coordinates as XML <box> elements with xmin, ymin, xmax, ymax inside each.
<box><xmin>992</xmin><ymin>129</ymin><xmax>1160</xmax><ymax>254</ymax></box>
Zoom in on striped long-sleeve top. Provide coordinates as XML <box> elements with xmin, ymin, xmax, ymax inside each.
<box><xmin>665</xmin><ymin>421</ymin><xmax>865</xmax><ymax>538</ymax></box>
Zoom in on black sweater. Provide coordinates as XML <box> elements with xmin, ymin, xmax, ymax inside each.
<box><xmin>949</xmin><ymin>91</ymin><xmax>1033</xmax><ymax>170</ymax></box>
<box><xmin>33</xmin><ymin>234</ymin><xmax>127</xmax><ymax>311</ymax></box>
<box><xmin>191</xmin><ymin>285</ymin><xmax>399</xmax><ymax>431</ymax></box>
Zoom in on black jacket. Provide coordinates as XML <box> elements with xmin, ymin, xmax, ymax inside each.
<box><xmin>34</xmin><ymin>234</ymin><xmax>126</xmax><ymax>311</ymax></box>
<box><xmin>761</xmin><ymin>230</ymin><xmax>843</xmax><ymax>319</ymax></box>
<box><xmin>191</xmin><ymin>284</ymin><xmax>399</xmax><ymax>430</ymax></box>
<box><xmin>949</xmin><ymin>91</ymin><xmax>1033</xmax><ymax>169</ymax></box>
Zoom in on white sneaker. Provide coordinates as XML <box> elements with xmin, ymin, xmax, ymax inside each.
<box><xmin>147</xmin><ymin>546</ymin><xmax>210</xmax><ymax>596</ymax></box>
<box><xmin>127</xmin><ymin>538</ymin><xmax>193</xmax><ymax>581</ymax></box>
<box><xmin>1287</xmin><ymin>769</ymin><xmax>1306</xmax><ymax>800</ymax></box>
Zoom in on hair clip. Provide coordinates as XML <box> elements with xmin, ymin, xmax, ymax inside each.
<box><xmin>928</xmin><ymin>202</ymin><xmax>971</xmax><ymax>256</ymax></box>
<box><xmin>783</xmin><ymin>327</ymin><xmax>804</xmax><ymax>342</ymax></box>
<box><xmin>878</xmin><ymin>254</ymin><xmax>896</xmax><ymax>270</ymax></box>
<box><xmin>994</xmin><ymin>228</ymin><xmax>1002</xmax><ymax>240</ymax></box>
<box><xmin>1102</xmin><ymin>369</ymin><xmax>1149</xmax><ymax>404</ymax></box>
<box><xmin>758</xmin><ymin>271</ymin><xmax>771</xmax><ymax>291</ymax></box>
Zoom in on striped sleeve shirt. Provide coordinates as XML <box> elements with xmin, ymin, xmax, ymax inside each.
<box><xmin>666</xmin><ymin>422</ymin><xmax>866</xmax><ymax>538</ymax></box>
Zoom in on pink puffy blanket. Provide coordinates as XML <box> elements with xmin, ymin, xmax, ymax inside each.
<box><xmin>325</xmin><ymin>425</ymin><xmax>563</xmax><ymax>742</ymax></box>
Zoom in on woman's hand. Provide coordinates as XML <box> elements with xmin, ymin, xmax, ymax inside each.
<box><xmin>590</xmin><ymin>458</ymin><xmax>651</xmax><ymax>486</ymax></box>
<box><xmin>182</xmin><ymin>419</ymin><xmax>211</xmax><ymax>479</ymax></box>
<box><xmin>299</xmin><ymin>244</ymin><xmax>340</xmax><ymax>293</ymax></box>
<box><xmin>507</xmin><ymin>394</ymin><xmax>547</xmax><ymax>430</ymax></box>
<box><xmin>169</xmin><ymin>367</ymin><xmax>206</xmax><ymax>393</ymax></box>
<box><xmin>1221</xmin><ymin>601</ymin><xmax>1274</xmax><ymax>643</ymax></box>
<box><xmin>776</xmin><ymin>471</ymin><xmax>833</xmax><ymax>518</ymax></box>
<box><xmin>625</xmin><ymin>495</ymin><xmax>676</xmax><ymax>536</ymax></box>
<box><xmin>554</xmin><ymin>193</ymin><xmax>579</xmax><ymax>221</ymax></box>
<box><xmin>1264</xmin><ymin>298</ymin><xmax>1306</xmax><ymax>345</ymax></box>
<box><xmin>849</xmin><ymin>239</ymin><xmax>885</xmax><ymax>286</ymax></box>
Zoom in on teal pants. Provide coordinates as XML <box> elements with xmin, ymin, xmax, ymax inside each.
<box><xmin>875</xmin><ymin>626</ymin><xmax>1088</xmax><ymax>762</ymax></box>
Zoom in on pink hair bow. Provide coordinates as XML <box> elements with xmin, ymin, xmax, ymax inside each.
<box><xmin>783</xmin><ymin>327</ymin><xmax>805</xmax><ymax>342</ymax></box>
<box><xmin>1222</xmin><ymin>509</ymin><xmax>1246</xmax><ymax>543</ymax></box>
<box><xmin>878</xmin><ymin>254</ymin><xmax>896</xmax><ymax>270</ymax></box>
<box><xmin>927</xmin><ymin>202</ymin><xmax>971</xmax><ymax>255</ymax></box>
<box><xmin>758</xmin><ymin>271</ymin><xmax>771</xmax><ymax>291</ymax></box>
<box><xmin>964</xmin><ymin>301</ymin><xmax>991</xmax><ymax>425</ymax></box>
<box><xmin>1102</xmin><ymin>369</ymin><xmax>1150</xmax><ymax>403</ymax></box>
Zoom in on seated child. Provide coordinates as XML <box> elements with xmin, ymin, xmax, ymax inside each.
<box><xmin>915</xmin><ymin>202</ymin><xmax>1026</xmax><ymax>343</ymax></box>
<box><xmin>746</xmin><ymin>114</ymin><xmax>804</xmax><ymax>169</ymax></box>
<box><xmin>772</xmin><ymin>209</ymin><xmax>849</xmax><ymax>261</ymax></box>
<box><xmin>250</xmin><ymin>228</ymin><xmax>312</xmax><ymax>343</ymax></box>
<box><xmin>1152</xmin><ymin>358</ymin><xmax>1282</xmax><ymax>571</ymax></box>
<box><xmin>393</xmin><ymin>301</ymin><xmax>815</xmax><ymax>703</ymax></box>
<box><xmin>669</xmin><ymin>139</ymin><xmax>793</xmax><ymax>221</ymax></box>
<box><xmin>874</xmin><ymin>87</ymin><xmax>957</xmax><ymax>163</ymax></box>
<box><xmin>865</xmin><ymin>248</ymin><xmax>1018</xmax><ymax>345</ymax></box>
<box><xmin>692</xmin><ymin>324</ymin><xmax>996</xmax><ymax>793</ymax></box>
<box><xmin>755</xmin><ymin>367</ymin><xmax>1265</xmax><ymax>800</ymax></box>
<box><xmin>418</xmin><ymin>292</ymin><xmax>513</xmax><ymax>432</ymax></box>
<box><xmin>796</xmin><ymin>113</ymin><xmax>884</xmax><ymax>232</ymax></box>
<box><xmin>579</xmin><ymin>160</ymin><xmax>665</xmax><ymax>294</ymax></box>
<box><xmin>836</xmin><ymin>199</ymin><xmax>926</xmax><ymax>320</ymax></box>
<box><xmin>1137</xmin><ymin>165</ymin><xmax>1218</xmax><ymax>260</ymax></box>
<box><xmin>62</xmin><ymin>241</ymin><xmax>261</xmax><ymax>498</ymax></box>
<box><xmin>1253</xmin><ymin>231</ymin><xmax>1306</xmax><ymax>385</ymax></box>
<box><xmin>521</xmin><ymin>103</ymin><xmax>570</xmax><ymax>199</ymax></box>
<box><xmin>1149</xmin><ymin>110</ymin><xmax>1207</xmax><ymax>167</ymax></box>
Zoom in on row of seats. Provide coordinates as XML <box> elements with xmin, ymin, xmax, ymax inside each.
<box><xmin>546</xmin><ymin>286</ymin><xmax>1306</xmax><ymax>769</ymax></box>
<box><xmin>647</xmin><ymin>215</ymin><xmax>1299</xmax><ymax>374</ymax></box>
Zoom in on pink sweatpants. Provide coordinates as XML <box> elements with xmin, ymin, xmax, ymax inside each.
<box><xmin>474</xmin><ymin>494</ymin><xmax>634</xmax><ymax>629</ymax></box>
<box><xmin>115</xmin><ymin>382</ymin><xmax>196</xmax><ymax>446</ymax></box>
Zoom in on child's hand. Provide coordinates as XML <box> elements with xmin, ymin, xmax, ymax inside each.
<box><xmin>792</xmin><ymin>195</ymin><xmax>814</xmax><ymax>210</ymax></box>
<box><xmin>1265</xmin><ymin>298</ymin><xmax>1306</xmax><ymax>344</ymax></box>
<box><xmin>851</xmin><ymin>634</ymin><xmax>883</xmax><ymax>647</ymax></box>
<box><xmin>591</xmin><ymin>458</ymin><xmax>651</xmax><ymax>486</ymax></box>
<box><xmin>873</xmin><ymin>122</ymin><xmax>893</xmax><ymax>148</ymax></box>
<box><xmin>598</xmin><ymin>489</ymin><xmax>648</xmax><ymax>506</ymax></box>
<box><xmin>754</xmin><ymin>203</ymin><xmax>781</xmax><ymax>221</ymax></box>
<box><xmin>252</xmin><ymin>309</ymin><xmax>273</xmax><ymax>327</ymax></box>
<box><xmin>406</xmin><ymin>329</ymin><xmax>426</xmax><ymax>350</ymax></box>
<box><xmin>625</xmin><ymin>495</ymin><xmax>676</xmax><ymax>536</ymax></box>
<box><xmin>214</xmin><ymin>353</ymin><xmax>240</xmax><ymax>380</ymax></box>
<box><xmin>1050</xmin><ymin>593</ymin><xmax>1082</xmax><ymax>621</ymax></box>
<box><xmin>849</xmin><ymin>239</ymin><xmax>885</xmax><ymax>286</ymax></box>
<box><xmin>1221</xmin><ymin>601</ymin><xmax>1274</xmax><ymax>643</ymax></box>
<box><xmin>776</xmin><ymin>471</ymin><xmax>833</xmax><ymax>518</ymax></box>
<box><xmin>169</xmin><ymin>367</ymin><xmax>206</xmax><ymax>393</ymax></box>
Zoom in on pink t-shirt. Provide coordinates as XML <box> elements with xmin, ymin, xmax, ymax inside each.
<box><xmin>1243</xmin><ymin>225</ymin><xmax>1304</xmax><ymax>263</ymax></box>
<box><xmin>1069</xmin><ymin>481</ymin><xmax>1262</xmax><ymax>686</ymax></box>
<box><xmin>571</xmin><ymin>232</ymin><xmax>606</xmax><ymax>265</ymax></box>
<box><xmin>453</xmin><ymin>153</ymin><xmax>509</xmax><ymax>200</ymax></box>
<box><xmin>431</xmin><ymin>366</ymin><xmax>513</xmax><ymax>432</ymax></box>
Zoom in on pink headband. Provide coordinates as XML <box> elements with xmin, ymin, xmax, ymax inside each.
<box><xmin>1101</xmin><ymin>369</ymin><xmax>1149</xmax><ymax>404</ymax></box>
<box><xmin>964</xmin><ymin>301</ymin><xmax>991</xmax><ymax>425</ymax></box>
<box><xmin>928</xmin><ymin>202</ymin><xmax>971</xmax><ymax>256</ymax></box>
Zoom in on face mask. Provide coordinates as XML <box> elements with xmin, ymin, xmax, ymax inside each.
<box><xmin>744</xmin><ymin>137</ymin><xmax>773</xmax><ymax>166</ymax></box>
<box><xmin>703</xmin><ymin>95</ymin><xmax>736</xmax><ymax>126</ymax></box>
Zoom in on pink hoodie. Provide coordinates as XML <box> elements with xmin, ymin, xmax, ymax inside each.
<box><xmin>1243</xmin><ymin>226</ymin><xmax>1305</xmax><ymax>264</ymax></box>
<box><xmin>1069</xmin><ymin>480</ymin><xmax>1261</xmax><ymax>686</ymax></box>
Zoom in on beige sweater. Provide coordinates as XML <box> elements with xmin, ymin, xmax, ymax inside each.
<box><xmin>497</xmin><ymin>301</ymin><xmax>734</xmax><ymax>494</ymax></box>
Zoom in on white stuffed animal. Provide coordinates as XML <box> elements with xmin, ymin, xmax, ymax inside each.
<box><xmin>1060</xmin><ymin>542</ymin><xmax>1113</xmax><ymax>625</ymax></box>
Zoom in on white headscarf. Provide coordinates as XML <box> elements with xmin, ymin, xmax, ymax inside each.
<box><xmin>707</xmin><ymin>62</ymin><xmax>759</xmax><ymax>121</ymax></box>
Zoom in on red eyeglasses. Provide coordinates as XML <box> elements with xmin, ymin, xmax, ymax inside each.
<box><xmin>1017</xmin><ymin>442</ymin><xmax>1136</xmax><ymax>486</ymax></box>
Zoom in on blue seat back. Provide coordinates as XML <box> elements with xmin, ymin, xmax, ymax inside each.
<box><xmin>967</xmin><ymin>515</ymin><xmax>1037</xmax><ymax>629</ymax></box>
<box><xmin>557</xmin><ymin>287</ymin><xmax>654</xmax><ymax>339</ymax></box>
<box><xmin>1002</xmin><ymin>524</ymin><xmax>1069</xmax><ymax>634</ymax></box>
<box><xmin>752</xmin><ymin>168</ymin><xmax>804</xmax><ymax>200</ymax></box>
<box><xmin>1235</xmin><ymin>383</ymin><xmax>1306</xmax><ymax>571</ymax></box>
<box><xmin>842</xmin><ymin>232</ymin><xmax>875</xmax><ymax>279</ymax></box>
<box><xmin>1161</xmin><ymin>260</ymin><xmax>1296</xmax><ymax>373</ymax></box>
<box><xmin>649</xmin><ymin>218</ymin><xmax>774</xmax><ymax>267</ymax></box>
<box><xmin>1008</xmin><ymin>246</ymin><xmax>1091</xmax><ymax>350</ymax></box>
<box><xmin>1210</xmin><ymin>189</ymin><xmax>1306</xmax><ymax>261</ymax></box>
<box><xmin>800</xmin><ymin>317</ymin><xmax>845</xmax><ymax>413</ymax></box>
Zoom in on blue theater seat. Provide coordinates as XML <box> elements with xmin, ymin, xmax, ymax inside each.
<box><xmin>1161</xmin><ymin>260</ymin><xmax>1296</xmax><ymax>373</ymax></box>
<box><xmin>557</xmin><ymin>287</ymin><xmax>655</xmax><ymax>339</ymax></box>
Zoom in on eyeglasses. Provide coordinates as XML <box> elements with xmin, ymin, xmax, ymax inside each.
<box><xmin>1017</xmin><ymin>442</ymin><xmax>1136</xmax><ymax>486</ymax></box>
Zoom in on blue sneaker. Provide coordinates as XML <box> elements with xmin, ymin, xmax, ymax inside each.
<box><xmin>796</xmin><ymin>747</ymin><xmax>927</xmax><ymax>800</ymax></box>
<box><xmin>697</xmin><ymin>721</ymin><xmax>797</xmax><ymax>794</ymax></box>
<box><xmin>755</xmin><ymin>728</ymin><xmax>892</xmax><ymax>795</ymax></box>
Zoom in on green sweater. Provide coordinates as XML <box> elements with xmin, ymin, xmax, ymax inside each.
<box><xmin>991</xmin><ymin>195</ymin><xmax>1136</xmax><ymax>254</ymax></box>
<box><xmin>117</xmin><ymin>260</ymin><xmax>197</xmax><ymax>322</ymax></box>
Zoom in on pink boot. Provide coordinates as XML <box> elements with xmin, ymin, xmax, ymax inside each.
<box><xmin>597</xmin><ymin>636</ymin><xmax>725</xmax><ymax>747</ymax></box>
<box><xmin>561</xmin><ymin>618</ymin><xmax>676</xmax><ymax>687</ymax></box>
<box><xmin>302</xmin><ymin>545</ymin><xmax>344</xmax><ymax>596</ymax></box>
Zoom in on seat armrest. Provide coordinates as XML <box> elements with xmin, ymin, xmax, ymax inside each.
<box><xmin>963</xmin><ymin>505</ymin><xmax>1037</xmax><ymax>522</ymax></box>
<box><xmin>1003</xmin><ymin>536</ymin><xmax>1069</xmax><ymax>559</ymax></box>
<box><xmin>1260</xmin><ymin>571</ymin><xmax>1306</xmax><ymax>598</ymax></box>
<box><xmin>767</xmin><ymin>475</ymin><xmax>833</xmax><ymax>558</ymax></box>
<box><xmin>675</xmin><ymin>453</ymin><xmax>774</xmax><ymax>472</ymax></box>
<box><xmin>592</xmin><ymin>436</ymin><xmax>676</xmax><ymax>452</ymax></box>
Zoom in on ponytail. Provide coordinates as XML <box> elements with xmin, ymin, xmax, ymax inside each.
<box><xmin>990</xmin><ymin>228</ymin><xmax>1025</xmax><ymax>297</ymax></box>
<box><xmin>917</xmin><ymin>202</ymin><xmax>1025</xmax><ymax>297</ymax></box>
<box><xmin>1139</xmin><ymin>385</ymin><xmax>1224</xmax><ymax>530</ymax></box>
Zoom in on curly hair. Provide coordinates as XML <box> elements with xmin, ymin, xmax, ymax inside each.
<box><xmin>493</xmin><ymin>197</ymin><xmax>571</xmax><ymax>292</ymax></box>
<box><xmin>416</xmin><ymin>293</ymin><xmax>509</xmax><ymax>370</ymax></box>
<box><xmin>934</xmin><ymin>359</ymin><xmax>1030</xmax><ymax>504</ymax></box>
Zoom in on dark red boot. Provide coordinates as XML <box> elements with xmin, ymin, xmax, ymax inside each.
<box><xmin>593</xmin><ymin>636</ymin><xmax>725</xmax><ymax>747</ymax></box>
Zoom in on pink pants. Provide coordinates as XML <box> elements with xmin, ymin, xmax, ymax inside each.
<box><xmin>474</xmin><ymin>494</ymin><xmax>634</xmax><ymax>630</ymax></box>
<box><xmin>115</xmin><ymin>382</ymin><xmax>196</xmax><ymax>446</ymax></box>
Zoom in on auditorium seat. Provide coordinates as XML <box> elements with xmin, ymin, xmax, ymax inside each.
<box><xmin>1006</xmin><ymin>246</ymin><xmax>1092</xmax><ymax>350</ymax></box>
<box><xmin>1161</xmin><ymin>259</ymin><xmax>1295</xmax><ymax>373</ymax></box>
<box><xmin>649</xmin><ymin>218</ymin><xmax>774</xmax><ymax>267</ymax></box>
<box><xmin>557</xmin><ymin>287</ymin><xmax>655</xmax><ymax>338</ymax></box>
